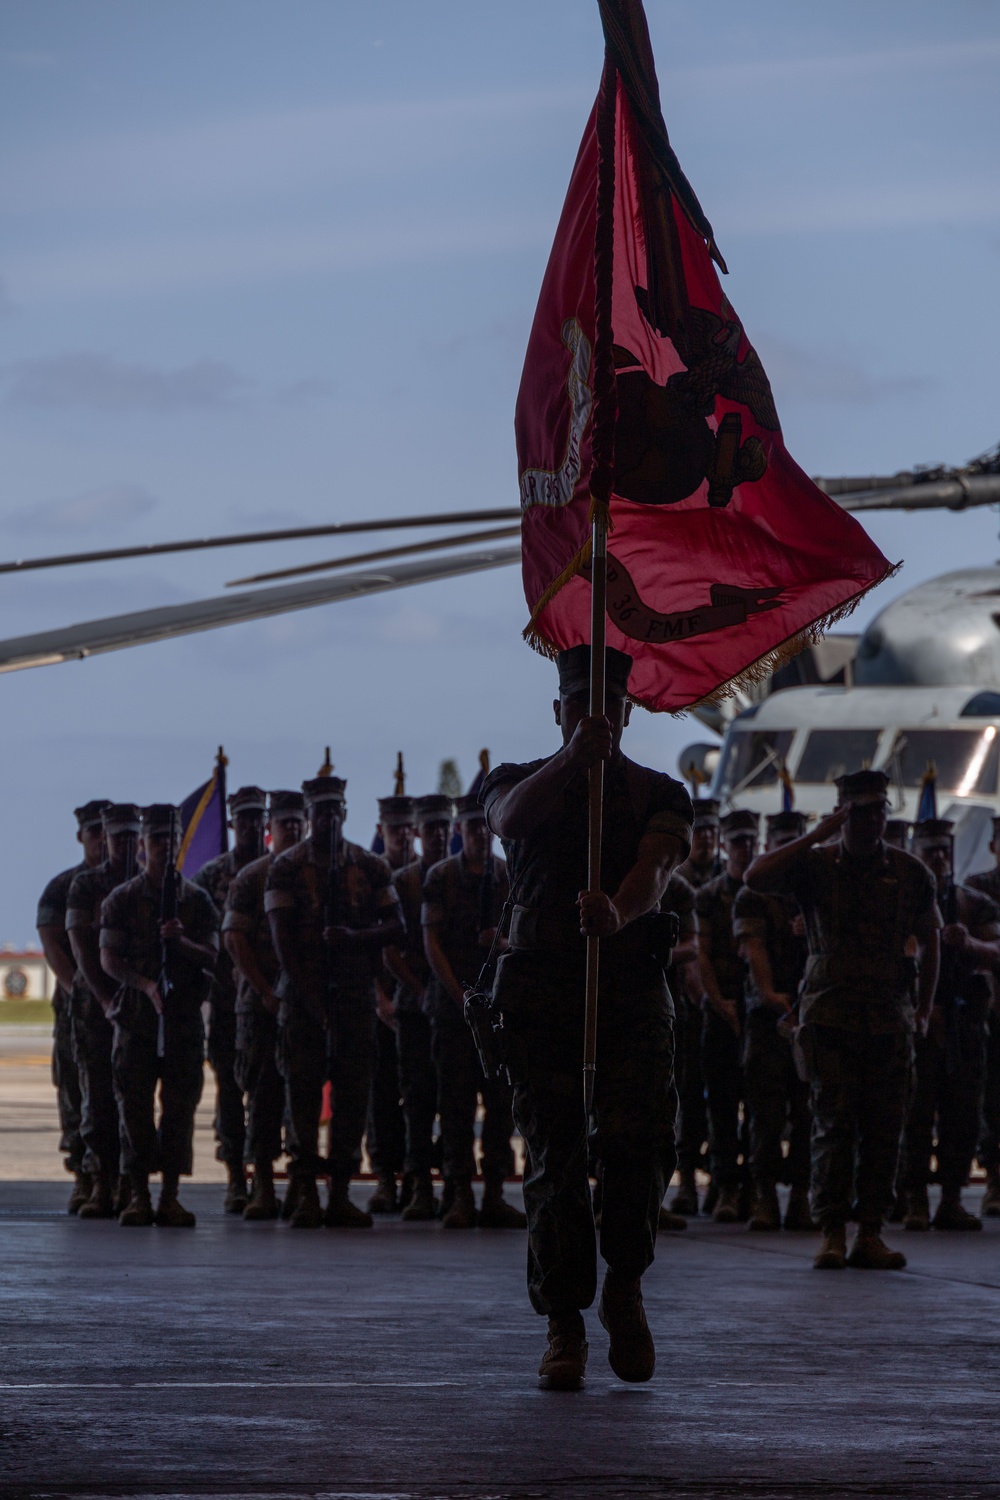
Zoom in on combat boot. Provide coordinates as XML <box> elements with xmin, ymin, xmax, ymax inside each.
<box><xmin>538</xmin><ymin>1311</ymin><xmax>588</xmax><ymax>1391</ymax></box>
<box><xmin>155</xmin><ymin>1194</ymin><xmax>196</xmax><ymax>1228</ymax></box>
<box><xmin>748</xmin><ymin>1182</ymin><xmax>781</xmax><ymax>1232</ymax></box>
<box><xmin>367</xmin><ymin>1174</ymin><xmax>398</xmax><ymax>1215</ymax></box>
<box><xmin>712</xmin><ymin>1185</ymin><xmax>741</xmax><ymax>1223</ymax></box>
<box><xmin>657</xmin><ymin>1205</ymin><xmax>688</xmax><ymax>1232</ymax></box>
<box><xmin>119</xmin><ymin>1176</ymin><xmax>154</xmax><ymax>1228</ymax></box>
<box><xmin>324</xmin><ymin>1186</ymin><xmax>374</xmax><ymax>1229</ymax></box>
<box><xmin>669</xmin><ymin>1171</ymin><xmax>699</xmax><ymax>1216</ymax></box>
<box><xmin>288</xmin><ymin>1177</ymin><xmax>323</xmax><ymax>1229</ymax></box>
<box><xmin>479</xmin><ymin>1183</ymin><xmax>527</xmax><ymax>1229</ymax></box>
<box><xmin>813</xmin><ymin>1223</ymin><xmax>847</xmax><ymax>1269</ymax></box>
<box><xmin>933</xmin><ymin>1190</ymin><xmax>983</xmax><ymax>1232</ymax></box>
<box><xmin>78</xmin><ymin>1172</ymin><xmax>115</xmax><ymax>1220</ymax></box>
<box><xmin>113</xmin><ymin>1175</ymin><xmax>132</xmax><ymax>1217</ymax></box>
<box><xmin>401</xmin><ymin>1173</ymin><xmax>436</xmax><ymax>1221</ymax></box>
<box><xmin>783</xmin><ymin>1186</ymin><xmax>816</xmax><ymax>1232</ymax></box>
<box><xmin>437</xmin><ymin>1177</ymin><xmax>455</xmax><ymax>1220</ymax></box>
<box><xmin>981</xmin><ymin>1169</ymin><xmax>1000</xmax><ymax>1217</ymax></box>
<box><xmin>847</xmin><ymin>1224</ymin><xmax>907</xmax><ymax>1269</ymax></box>
<box><xmin>243</xmin><ymin>1165</ymin><xmax>279</xmax><ymax>1221</ymax></box>
<box><xmin>702</xmin><ymin>1179</ymin><xmax>720</xmax><ymax>1216</ymax></box>
<box><xmin>903</xmin><ymin>1187</ymin><xmax>930</xmax><ymax>1232</ymax></box>
<box><xmin>736</xmin><ymin>1182</ymin><xmax>753</xmax><ymax>1222</ymax></box>
<box><xmin>67</xmin><ymin>1171</ymin><xmax>92</xmax><ymax>1215</ymax></box>
<box><xmin>280</xmin><ymin>1176</ymin><xmax>302</xmax><ymax>1222</ymax></box>
<box><xmin>441</xmin><ymin>1181</ymin><xmax>477</xmax><ymax>1229</ymax></box>
<box><xmin>223</xmin><ymin>1165</ymin><xmax>248</xmax><ymax>1215</ymax></box>
<box><xmin>598</xmin><ymin>1271</ymin><xmax>655</xmax><ymax>1383</ymax></box>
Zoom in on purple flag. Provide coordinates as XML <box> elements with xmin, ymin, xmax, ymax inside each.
<box><xmin>178</xmin><ymin>755</ymin><xmax>228</xmax><ymax>877</ymax></box>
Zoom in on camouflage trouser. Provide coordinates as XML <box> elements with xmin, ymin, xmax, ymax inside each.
<box><xmin>902</xmin><ymin>1007</ymin><xmax>988</xmax><ymax>1194</ymax></box>
<box><xmin>52</xmin><ymin>991</ymin><xmax>83</xmax><ymax>1173</ymax></box>
<box><xmin>235</xmin><ymin>1005</ymin><xmax>283</xmax><ymax>1168</ymax></box>
<box><xmin>396</xmin><ymin>1010</ymin><xmax>437</xmax><ymax>1178</ymax></box>
<box><xmin>977</xmin><ymin>1013</ymin><xmax>1000</xmax><ymax>1173</ymax></box>
<box><xmin>702</xmin><ymin>1007</ymin><xmax>744</xmax><ymax>1191</ymax></box>
<box><xmin>365</xmin><ymin>1018</ymin><xmax>406</xmax><ymax>1179</ymax></box>
<box><xmin>743</xmin><ymin>1009</ymin><xmax>810</xmax><ymax>1191</ymax></box>
<box><xmin>674</xmin><ymin>988</ymin><xmax>708</xmax><ymax>1176</ymax></box>
<box><xmin>431</xmin><ymin>1016</ymin><xmax>514</xmax><ymax>1187</ymax></box>
<box><xmin>277</xmin><ymin>988</ymin><xmax>375</xmax><ymax>1189</ymax></box>
<box><xmin>802</xmin><ymin>1023</ymin><xmax>912</xmax><ymax>1230</ymax></box>
<box><xmin>277</xmin><ymin>1005</ymin><xmax>327</xmax><ymax>1182</ymax></box>
<box><xmin>507</xmin><ymin>1005</ymin><xmax>676</xmax><ymax>1318</ymax></box>
<box><xmin>112</xmin><ymin>1005</ymin><xmax>205</xmax><ymax>1178</ymax></box>
<box><xmin>72</xmin><ymin>1005</ymin><xmax>119</xmax><ymax>1180</ymax></box>
<box><xmin>207</xmin><ymin>1001</ymin><xmax>245</xmax><ymax>1170</ymax></box>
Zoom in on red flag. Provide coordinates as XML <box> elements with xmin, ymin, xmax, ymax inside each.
<box><xmin>516</xmin><ymin>0</ymin><xmax>896</xmax><ymax>712</ymax></box>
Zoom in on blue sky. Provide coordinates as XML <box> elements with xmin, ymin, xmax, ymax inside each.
<box><xmin>1</xmin><ymin>1</ymin><xmax>999</xmax><ymax>939</ymax></box>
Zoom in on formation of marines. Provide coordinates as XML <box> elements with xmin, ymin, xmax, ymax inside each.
<box><xmin>33</xmin><ymin>644</ymin><xmax>1000</xmax><ymax>1389</ymax></box>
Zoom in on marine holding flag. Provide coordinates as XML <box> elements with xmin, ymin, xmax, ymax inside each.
<box><xmin>493</xmin><ymin>0</ymin><xmax>898</xmax><ymax>1392</ymax></box>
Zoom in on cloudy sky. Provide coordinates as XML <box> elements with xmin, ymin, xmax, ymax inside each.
<box><xmin>2</xmin><ymin>1</ymin><xmax>999</xmax><ymax>940</ymax></box>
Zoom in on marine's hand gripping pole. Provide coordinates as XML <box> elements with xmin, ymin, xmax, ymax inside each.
<box><xmin>583</xmin><ymin>513</ymin><xmax>608</xmax><ymax>1119</ymax></box>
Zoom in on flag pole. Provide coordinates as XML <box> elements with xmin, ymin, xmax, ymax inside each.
<box><xmin>583</xmin><ymin>54</ymin><xmax>618</xmax><ymax>1117</ymax></box>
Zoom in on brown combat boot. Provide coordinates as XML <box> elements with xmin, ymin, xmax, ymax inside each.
<box><xmin>847</xmin><ymin>1224</ymin><xmax>907</xmax><ymax>1269</ymax></box>
<box><xmin>243</xmin><ymin>1165</ymin><xmax>279</xmax><ymax>1221</ymax></box>
<box><xmin>78</xmin><ymin>1173</ymin><xmax>116</xmax><ymax>1220</ymax></box>
<box><xmin>933</xmin><ymin>1190</ymin><xmax>983</xmax><ymax>1232</ymax></box>
<box><xmin>669</xmin><ymin>1171</ymin><xmax>699</xmax><ymax>1216</ymax></box>
<box><xmin>783</xmin><ymin>1186</ymin><xmax>816</xmax><ymax>1232</ymax></box>
<box><xmin>324</xmin><ymin>1186</ymin><xmax>374</xmax><ymax>1229</ymax></box>
<box><xmin>280</xmin><ymin>1176</ymin><xmax>301</xmax><ymax>1222</ymax></box>
<box><xmin>400</xmin><ymin>1173</ymin><xmax>436</xmax><ymax>1221</ymax></box>
<box><xmin>712</xmin><ymin>1185</ymin><xmax>741</xmax><ymax>1223</ymax></box>
<box><xmin>441</xmin><ymin>1181</ymin><xmax>477</xmax><ymax>1229</ymax></box>
<box><xmin>119</xmin><ymin>1176</ymin><xmax>154</xmax><ymax>1228</ymax></box>
<box><xmin>155</xmin><ymin>1195</ymin><xmax>196</xmax><ymax>1228</ymax></box>
<box><xmin>598</xmin><ymin>1271</ymin><xmax>655</xmax><ymax>1383</ymax></box>
<box><xmin>113</xmin><ymin>1175</ymin><xmax>132</xmax><ymax>1217</ymax></box>
<box><xmin>538</xmin><ymin>1311</ymin><xmax>588</xmax><ymax>1391</ymax></box>
<box><xmin>223</xmin><ymin>1165</ymin><xmax>248</xmax><ymax>1215</ymax></box>
<box><xmin>68</xmin><ymin>1171</ymin><xmax>92</xmax><ymax>1215</ymax></box>
<box><xmin>981</xmin><ymin>1170</ymin><xmax>1000</xmax><ymax>1217</ymax></box>
<box><xmin>479</xmin><ymin>1183</ymin><xmax>527</xmax><ymax>1229</ymax></box>
<box><xmin>903</xmin><ymin>1187</ymin><xmax>930</xmax><ymax>1232</ymax></box>
<box><xmin>288</xmin><ymin>1177</ymin><xmax>323</xmax><ymax>1229</ymax></box>
<box><xmin>748</xmin><ymin>1182</ymin><xmax>781</xmax><ymax>1232</ymax></box>
<box><xmin>367</xmin><ymin>1175</ymin><xmax>398</xmax><ymax>1215</ymax></box>
<box><xmin>702</xmin><ymin>1179</ymin><xmax>719</xmax><ymax>1216</ymax></box>
<box><xmin>813</xmin><ymin>1223</ymin><xmax>847</xmax><ymax>1269</ymax></box>
<box><xmin>657</xmin><ymin>1204</ymin><xmax>688</xmax><ymax>1232</ymax></box>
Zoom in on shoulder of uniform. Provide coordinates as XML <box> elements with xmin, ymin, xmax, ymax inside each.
<box><xmin>232</xmin><ymin>851</ymin><xmax>270</xmax><ymax>885</ymax></box>
<box><xmin>482</xmin><ymin>757</ymin><xmax>551</xmax><ymax>795</ymax></box>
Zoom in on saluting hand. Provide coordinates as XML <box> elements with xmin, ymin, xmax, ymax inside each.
<box><xmin>566</xmin><ymin>715</ymin><xmax>613</xmax><ymax>771</ymax></box>
<box><xmin>577</xmin><ymin>890</ymin><xmax>622</xmax><ymax>938</ymax></box>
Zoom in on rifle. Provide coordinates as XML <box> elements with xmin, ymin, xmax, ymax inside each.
<box><xmin>157</xmin><ymin>820</ymin><xmax>180</xmax><ymax>1058</ymax></box>
<box><xmin>323</xmin><ymin>804</ymin><xmax>342</xmax><ymax>1045</ymax></box>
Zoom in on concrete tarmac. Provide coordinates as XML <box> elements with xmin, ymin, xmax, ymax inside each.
<box><xmin>1</xmin><ymin>1179</ymin><xmax>999</xmax><ymax>1499</ymax></box>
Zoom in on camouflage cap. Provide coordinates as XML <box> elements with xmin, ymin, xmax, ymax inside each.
<box><xmin>835</xmin><ymin>768</ymin><xmax>890</xmax><ymax>805</ymax></box>
<box><xmin>75</xmin><ymin>800</ymin><xmax>112</xmax><ymax>831</ymax></box>
<box><xmin>268</xmin><ymin>789</ymin><xmax>305</xmax><ymax>816</ymax></box>
<box><xmin>557</xmin><ymin>644</ymin><xmax>633</xmax><ymax>700</ymax></box>
<box><xmin>692</xmin><ymin>797</ymin><xmax>721</xmax><ymax>827</ymax></box>
<box><xmin>413</xmin><ymin>794</ymin><xmax>454</xmax><ymax>824</ymax></box>
<box><xmin>454</xmin><ymin>793</ymin><xmax>487</xmax><ymax>822</ymax></box>
<box><xmin>911</xmin><ymin>818</ymin><xmax>955</xmax><ymax>846</ymax></box>
<box><xmin>228</xmin><ymin>785</ymin><xmax>267</xmax><ymax>814</ymax></box>
<box><xmin>765</xmin><ymin>810</ymin><xmax>807</xmax><ymax>836</ymax></box>
<box><xmin>720</xmin><ymin>809</ymin><xmax>759</xmax><ymax>838</ymax></box>
<box><xmin>102</xmin><ymin>802</ymin><xmax>141</xmax><ymax>835</ymax></box>
<box><xmin>141</xmin><ymin>803</ymin><xmax>181</xmax><ymax>837</ymax></box>
<box><xmin>302</xmin><ymin>776</ymin><xmax>346</xmax><ymax>807</ymax></box>
<box><xmin>378</xmin><ymin>795</ymin><xmax>416</xmax><ymax>828</ymax></box>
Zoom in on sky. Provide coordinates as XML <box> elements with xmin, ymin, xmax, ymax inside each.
<box><xmin>1</xmin><ymin>0</ymin><xmax>999</xmax><ymax>941</ymax></box>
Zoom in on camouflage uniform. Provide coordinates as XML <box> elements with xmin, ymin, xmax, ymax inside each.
<box><xmin>758</xmin><ymin>841</ymin><xmax>939</xmax><ymax>1230</ymax></box>
<box><xmin>100</xmin><ymin>873</ymin><xmax>218</xmax><ymax>1178</ymax></box>
<box><xmin>65</xmin><ymin>862</ymin><xmax>124</xmax><ymax>1181</ymax></box>
<box><xmin>36</xmin><ymin>864</ymin><xmax>86</xmax><ymax>1175</ymax></box>
<box><xmin>732</xmin><ymin>884</ymin><xmax>810</xmax><ymax>1194</ymax></box>
<box><xmin>223</xmin><ymin>853</ymin><xmax>284</xmax><ymax>1171</ymax></box>
<box><xmin>194</xmin><ymin>850</ymin><xmax>250</xmax><ymax>1172</ymax></box>
<box><xmin>695</xmin><ymin>871</ymin><xmax>746</xmax><ymax>1194</ymax></box>
<box><xmin>422</xmin><ymin>852</ymin><xmax>512</xmax><ymax>1192</ymax></box>
<box><xmin>393</xmin><ymin>858</ymin><xmax>438</xmax><ymax>1178</ymax></box>
<box><xmin>672</xmin><ymin>853</ymin><xmax>715</xmax><ymax>1192</ymax></box>
<box><xmin>900</xmin><ymin>880</ymin><xmax>997</xmax><ymax>1199</ymax></box>
<box><xmin>482</xmin><ymin>753</ymin><xmax>692</xmax><ymax>1317</ymax></box>
<box><xmin>264</xmin><ymin>837</ymin><xmax>399</xmax><ymax>1191</ymax></box>
<box><xmin>966</xmin><ymin>864</ymin><xmax>1000</xmax><ymax>1182</ymax></box>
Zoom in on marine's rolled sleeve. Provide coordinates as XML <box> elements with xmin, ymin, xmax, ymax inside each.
<box><xmin>98</xmin><ymin>886</ymin><xmax>127</xmax><ymax>952</ymax></box>
<box><xmin>264</xmin><ymin>855</ymin><xmax>297</xmax><ymax>914</ymax></box>
<box><xmin>732</xmin><ymin>885</ymin><xmax>769</xmax><ymax>943</ymax></box>
<box><xmin>480</xmin><ymin>760</ymin><xmax>537</xmax><ymax>836</ymax></box>
<box><xmin>420</xmin><ymin>861</ymin><xmax>447</xmax><ymax>929</ymax></box>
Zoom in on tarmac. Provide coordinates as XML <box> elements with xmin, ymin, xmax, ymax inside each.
<box><xmin>2</xmin><ymin>1031</ymin><xmax>1000</xmax><ymax>1498</ymax></box>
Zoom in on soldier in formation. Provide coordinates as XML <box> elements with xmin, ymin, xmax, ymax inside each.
<box><xmin>669</xmin><ymin>799</ymin><xmax>718</xmax><ymax>1216</ymax></box>
<box><xmin>965</xmin><ymin>815</ymin><xmax>1000</xmax><ymax>1217</ymax></box>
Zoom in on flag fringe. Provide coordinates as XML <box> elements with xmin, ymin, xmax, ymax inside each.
<box><xmin>524</xmin><ymin>558</ymin><xmax>902</xmax><ymax>711</ymax></box>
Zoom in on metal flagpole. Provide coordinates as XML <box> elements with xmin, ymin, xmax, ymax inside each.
<box><xmin>583</xmin><ymin>54</ymin><xmax>618</xmax><ymax>1117</ymax></box>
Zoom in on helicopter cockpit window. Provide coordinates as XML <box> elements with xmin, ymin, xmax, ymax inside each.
<box><xmin>796</xmin><ymin>729</ymin><xmax>881</xmax><ymax>784</ymax></box>
<box><xmin>887</xmin><ymin>729</ymin><xmax>1000</xmax><ymax>796</ymax></box>
<box><xmin>715</xmin><ymin>730</ymin><xmax>794</xmax><ymax>795</ymax></box>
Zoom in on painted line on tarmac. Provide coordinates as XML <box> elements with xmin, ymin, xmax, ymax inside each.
<box><xmin>0</xmin><ymin>1379</ymin><xmax>462</xmax><ymax>1390</ymax></box>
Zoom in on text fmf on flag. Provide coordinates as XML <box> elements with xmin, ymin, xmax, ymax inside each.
<box><xmin>516</xmin><ymin>0</ymin><xmax>897</xmax><ymax>712</ymax></box>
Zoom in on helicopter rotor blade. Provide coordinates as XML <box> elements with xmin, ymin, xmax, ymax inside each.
<box><xmin>0</xmin><ymin>545</ymin><xmax>521</xmax><ymax>674</ymax></box>
<box><xmin>829</xmin><ymin>474</ymin><xmax>1000</xmax><ymax>513</ymax></box>
<box><xmin>0</xmin><ymin>507</ymin><xmax>521</xmax><ymax>577</ymax></box>
<box><xmin>226</xmin><ymin>523</ymin><xmax>521</xmax><ymax>587</ymax></box>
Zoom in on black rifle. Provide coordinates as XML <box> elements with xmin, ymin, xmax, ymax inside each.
<box><xmin>323</xmin><ymin>807</ymin><xmax>342</xmax><ymax>1049</ymax></box>
<box><xmin>464</xmin><ymin>845</ymin><xmax>511</xmax><ymax>1085</ymax></box>
<box><xmin>157</xmin><ymin>821</ymin><xmax>179</xmax><ymax>1058</ymax></box>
